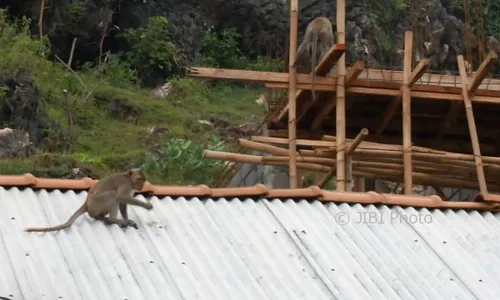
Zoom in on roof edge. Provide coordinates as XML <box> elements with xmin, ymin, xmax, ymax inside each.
<box><xmin>1</xmin><ymin>173</ymin><xmax>499</xmax><ymax>211</ymax></box>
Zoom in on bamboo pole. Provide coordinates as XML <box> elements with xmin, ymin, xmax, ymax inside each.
<box><xmin>318</xmin><ymin>128</ymin><xmax>368</xmax><ymax>188</ymax></box>
<box><xmin>238</xmin><ymin>139</ymin><xmax>289</xmax><ymax>156</ymax></box>
<box><xmin>298</xmin><ymin>146</ymin><xmax>500</xmax><ymax>167</ymax></box>
<box><xmin>402</xmin><ymin>31</ymin><xmax>413</xmax><ymax>195</ymax></box>
<box><xmin>203</xmin><ymin>150</ymin><xmax>500</xmax><ymax>191</ymax></box>
<box><xmin>354</xmin><ymin>177</ymin><xmax>365</xmax><ymax>192</ymax></box>
<box><xmin>336</xmin><ymin>0</ymin><xmax>346</xmax><ymax>191</ymax></box>
<box><xmin>203</xmin><ymin>150</ymin><xmax>331</xmax><ymax>172</ymax></box>
<box><xmin>353</xmin><ymin>167</ymin><xmax>500</xmax><ymax>190</ymax></box>
<box><xmin>346</xmin><ymin>128</ymin><xmax>368</xmax><ymax>191</ymax></box>
<box><xmin>260</xmin><ymin>155</ymin><xmax>496</xmax><ymax>180</ymax></box>
<box><xmin>457</xmin><ymin>55</ymin><xmax>488</xmax><ymax>195</ymax></box>
<box><xmin>263</xmin><ymin>156</ymin><xmax>336</xmax><ymax>165</ymax></box>
<box><xmin>288</xmin><ymin>0</ymin><xmax>299</xmax><ymax>188</ymax></box>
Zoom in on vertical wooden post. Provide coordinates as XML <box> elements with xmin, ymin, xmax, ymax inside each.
<box><xmin>336</xmin><ymin>0</ymin><xmax>346</xmax><ymax>192</ymax></box>
<box><xmin>355</xmin><ymin>177</ymin><xmax>366</xmax><ymax>192</ymax></box>
<box><xmin>288</xmin><ymin>0</ymin><xmax>299</xmax><ymax>188</ymax></box>
<box><xmin>457</xmin><ymin>55</ymin><xmax>488</xmax><ymax>195</ymax></box>
<box><xmin>374</xmin><ymin>180</ymin><xmax>385</xmax><ymax>193</ymax></box>
<box><xmin>402</xmin><ymin>31</ymin><xmax>413</xmax><ymax>195</ymax></box>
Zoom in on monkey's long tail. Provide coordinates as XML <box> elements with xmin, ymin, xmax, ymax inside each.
<box><xmin>311</xmin><ymin>31</ymin><xmax>319</xmax><ymax>105</ymax></box>
<box><xmin>24</xmin><ymin>204</ymin><xmax>86</xmax><ymax>232</ymax></box>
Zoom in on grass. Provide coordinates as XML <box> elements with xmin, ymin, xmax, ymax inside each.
<box><xmin>0</xmin><ymin>13</ymin><xmax>268</xmax><ymax>185</ymax></box>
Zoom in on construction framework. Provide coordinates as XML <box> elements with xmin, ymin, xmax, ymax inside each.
<box><xmin>187</xmin><ymin>0</ymin><xmax>500</xmax><ymax>204</ymax></box>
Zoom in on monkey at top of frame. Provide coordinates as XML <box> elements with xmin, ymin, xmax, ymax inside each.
<box><xmin>296</xmin><ymin>16</ymin><xmax>335</xmax><ymax>104</ymax></box>
<box><xmin>24</xmin><ymin>168</ymin><xmax>154</xmax><ymax>233</ymax></box>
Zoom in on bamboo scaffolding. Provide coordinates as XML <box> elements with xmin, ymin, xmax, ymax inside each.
<box><xmin>336</xmin><ymin>0</ymin><xmax>347</xmax><ymax>192</ymax></box>
<box><xmin>457</xmin><ymin>54</ymin><xmax>488</xmax><ymax>196</ymax></box>
<box><xmin>221</xmin><ymin>136</ymin><xmax>500</xmax><ymax>193</ymax></box>
<box><xmin>318</xmin><ymin>128</ymin><xmax>369</xmax><ymax>188</ymax></box>
<box><xmin>288</xmin><ymin>0</ymin><xmax>299</xmax><ymax>188</ymax></box>
<box><xmin>251</xmin><ymin>153</ymin><xmax>500</xmax><ymax>180</ymax></box>
<box><xmin>402</xmin><ymin>31</ymin><xmax>413</xmax><ymax>195</ymax></box>
<box><xmin>246</xmin><ymin>135</ymin><xmax>500</xmax><ymax>174</ymax></box>
<box><xmin>202</xmin><ymin>149</ymin><xmax>500</xmax><ymax>191</ymax></box>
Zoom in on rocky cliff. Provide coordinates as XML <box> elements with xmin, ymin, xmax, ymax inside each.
<box><xmin>3</xmin><ymin>0</ymin><xmax>491</xmax><ymax>72</ymax></box>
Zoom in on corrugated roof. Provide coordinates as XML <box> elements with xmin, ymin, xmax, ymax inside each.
<box><xmin>0</xmin><ymin>173</ymin><xmax>499</xmax><ymax>211</ymax></box>
<box><xmin>2</xmin><ymin>186</ymin><xmax>500</xmax><ymax>300</ymax></box>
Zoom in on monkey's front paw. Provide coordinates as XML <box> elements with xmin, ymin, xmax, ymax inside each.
<box><xmin>145</xmin><ymin>202</ymin><xmax>153</xmax><ymax>210</ymax></box>
<box><xmin>127</xmin><ymin>220</ymin><xmax>138</xmax><ymax>229</ymax></box>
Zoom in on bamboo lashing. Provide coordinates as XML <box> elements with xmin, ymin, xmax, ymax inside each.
<box><xmin>318</xmin><ymin>128</ymin><xmax>369</xmax><ymax>188</ymax></box>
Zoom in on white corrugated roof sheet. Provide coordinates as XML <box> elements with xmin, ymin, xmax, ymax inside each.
<box><xmin>1</xmin><ymin>186</ymin><xmax>500</xmax><ymax>300</ymax></box>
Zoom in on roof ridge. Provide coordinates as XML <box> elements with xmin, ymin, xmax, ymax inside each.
<box><xmin>0</xmin><ymin>173</ymin><xmax>499</xmax><ymax>211</ymax></box>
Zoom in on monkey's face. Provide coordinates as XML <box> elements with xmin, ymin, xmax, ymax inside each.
<box><xmin>128</xmin><ymin>168</ymin><xmax>147</xmax><ymax>191</ymax></box>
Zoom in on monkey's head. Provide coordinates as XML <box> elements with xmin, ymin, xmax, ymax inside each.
<box><xmin>127</xmin><ymin>168</ymin><xmax>147</xmax><ymax>191</ymax></box>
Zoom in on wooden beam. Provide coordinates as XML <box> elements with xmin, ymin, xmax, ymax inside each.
<box><xmin>336</xmin><ymin>0</ymin><xmax>346</xmax><ymax>192</ymax></box>
<box><xmin>438</xmin><ymin>50</ymin><xmax>497</xmax><ymax>139</ymax></box>
<box><xmin>188</xmin><ymin>67</ymin><xmax>335</xmax><ymax>85</ymax></box>
<box><xmin>265</xmin><ymin>128</ymin><xmax>498</xmax><ymax>155</ymax></box>
<box><xmin>408</xmin><ymin>58</ymin><xmax>430</xmax><ymax>86</ymax></box>
<box><xmin>345</xmin><ymin>61</ymin><xmax>365</xmax><ymax>87</ymax></box>
<box><xmin>307</xmin><ymin>61</ymin><xmax>364</xmax><ymax>130</ymax></box>
<box><xmin>375</xmin><ymin>58</ymin><xmax>429</xmax><ymax>136</ymax></box>
<box><xmin>265</xmin><ymin>82</ymin><xmax>336</xmax><ymax>91</ymax></box>
<box><xmin>318</xmin><ymin>128</ymin><xmax>368</xmax><ymax>188</ymax></box>
<box><xmin>265</xmin><ymin>83</ymin><xmax>500</xmax><ymax>103</ymax></box>
<box><xmin>347</xmin><ymin>87</ymin><xmax>500</xmax><ymax>103</ymax></box>
<box><xmin>457</xmin><ymin>54</ymin><xmax>488</xmax><ymax>195</ymax></box>
<box><xmin>354</xmin><ymin>177</ymin><xmax>366</xmax><ymax>192</ymax></box>
<box><xmin>468</xmin><ymin>50</ymin><xmax>498</xmax><ymax>94</ymax></box>
<box><xmin>190</xmin><ymin>66</ymin><xmax>500</xmax><ymax>94</ymax></box>
<box><xmin>437</xmin><ymin>102</ymin><xmax>462</xmax><ymax>139</ymax></box>
<box><xmin>313</xmin><ymin>43</ymin><xmax>347</xmax><ymax>74</ymax></box>
<box><xmin>191</xmin><ymin>66</ymin><xmax>500</xmax><ymax>103</ymax></box>
<box><xmin>250</xmin><ymin>135</ymin><xmax>334</xmax><ymax>148</ymax></box>
<box><xmin>402</xmin><ymin>31</ymin><xmax>413</xmax><ymax>195</ymax></box>
<box><xmin>288</xmin><ymin>0</ymin><xmax>299</xmax><ymax>188</ymax></box>
<box><xmin>273</xmin><ymin>43</ymin><xmax>346</xmax><ymax>123</ymax></box>
<box><xmin>269</xmin><ymin>75</ymin><xmax>500</xmax><ymax>98</ymax></box>
<box><xmin>294</xmin><ymin>61</ymin><xmax>365</xmax><ymax>123</ymax></box>
<box><xmin>310</xmin><ymin>98</ymin><xmax>334</xmax><ymax>130</ymax></box>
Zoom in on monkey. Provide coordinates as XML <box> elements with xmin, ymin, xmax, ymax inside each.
<box><xmin>421</xmin><ymin>27</ymin><xmax>452</xmax><ymax>70</ymax></box>
<box><xmin>296</xmin><ymin>16</ymin><xmax>334</xmax><ymax>105</ymax></box>
<box><xmin>24</xmin><ymin>168</ymin><xmax>153</xmax><ymax>232</ymax></box>
<box><xmin>487</xmin><ymin>35</ymin><xmax>500</xmax><ymax>54</ymax></box>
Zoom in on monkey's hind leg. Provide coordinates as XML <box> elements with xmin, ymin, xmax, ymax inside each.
<box><xmin>94</xmin><ymin>207</ymin><xmax>138</xmax><ymax>229</ymax></box>
<box><xmin>88</xmin><ymin>191</ymin><xmax>138</xmax><ymax>229</ymax></box>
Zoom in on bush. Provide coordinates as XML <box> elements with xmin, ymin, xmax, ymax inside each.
<box><xmin>121</xmin><ymin>16</ymin><xmax>179</xmax><ymax>85</ymax></box>
<box><xmin>81</xmin><ymin>53</ymin><xmax>139</xmax><ymax>87</ymax></box>
<box><xmin>201</xmin><ymin>26</ymin><xmax>283</xmax><ymax>71</ymax></box>
<box><xmin>201</xmin><ymin>27</ymin><xmax>244</xmax><ymax>68</ymax></box>
<box><xmin>142</xmin><ymin>136</ymin><xmax>228</xmax><ymax>185</ymax></box>
<box><xmin>0</xmin><ymin>9</ymin><xmax>50</xmax><ymax>73</ymax></box>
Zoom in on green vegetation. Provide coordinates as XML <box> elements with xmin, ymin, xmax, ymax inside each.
<box><xmin>201</xmin><ymin>27</ymin><xmax>282</xmax><ymax>71</ymax></box>
<box><xmin>365</xmin><ymin>0</ymin><xmax>409</xmax><ymax>54</ymax></box>
<box><xmin>0</xmin><ymin>10</ymin><xmax>276</xmax><ymax>185</ymax></box>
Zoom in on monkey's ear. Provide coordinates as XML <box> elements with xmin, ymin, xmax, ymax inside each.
<box><xmin>127</xmin><ymin>169</ymin><xmax>133</xmax><ymax>176</ymax></box>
